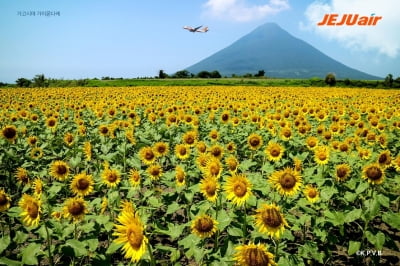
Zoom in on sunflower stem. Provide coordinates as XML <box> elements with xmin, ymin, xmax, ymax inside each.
<box><xmin>147</xmin><ymin>242</ymin><xmax>156</xmax><ymax>266</ymax></box>
<box><xmin>242</xmin><ymin>204</ymin><xmax>248</xmax><ymax>242</ymax></box>
<box><xmin>44</xmin><ymin>221</ymin><xmax>54</xmax><ymax>266</ymax></box>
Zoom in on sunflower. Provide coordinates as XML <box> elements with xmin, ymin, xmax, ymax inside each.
<box><xmin>129</xmin><ymin>169</ymin><xmax>141</xmax><ymax>187</ymax></box>
<box><xmin>191</xmin><ymin>214</ymin><xmax>218</xmax><ymax>238</ymax></box>
<box><xmin>153</xmin><ymin>142</ymin><xmax>169</xmax><ymax>157</ymax></box>
<box><xmin>304</xmin><ymin>185</ymin><xmax>320</xmax><ymax>203</ymax></box>
<box><xmin>254</xmin><ymin>203</ymin><xmax>288</xmax><ymax>239</ymax></box>
<box><xmin>15</xmin><ymin>167</ymin><xmax>30</xmax><ymax>185</ymax></box>
<box><xmin>269</xmin><ymin>167</ymin><xmax>302</xmax><ymax>197</ymax></box>
<box><xmin>209</xmin><ymin>129</ymin><xmax>219</xmax><ymax>141</ymax></box>
<box><xmin>182</xmin><ymin>130</ymin><xmax>198</xmax><ymax>146</ymax></box>
<box><xmin>196</xmin><ymin>153</ymin><xmax>210</xmax><ymax>171</ymax></box>
<box><xmin>226</xmin><ymin>141</ymin><xmax>236</xmax><ymax>153</ymax></box>
<box><xmin>139</xmin><ymin>146</ymin><xmax>156</xmax><ymax>165</ymax></box>
<box><xmin>314</xmin><ymin>145</ymin><xmax>330</xmax><ymax>165</ymax></box>
<box><xmin>45</xmin><ymin>117</ymin><xmax>57</xmax><ymax>129</ymax></box>
<box><xmin>280</xmin><ymin>127</ymin><xmax>292</xmax><ymax>141</ymax></box>
<box><xmin>362</xmin><ymin>163</ymin><xmax>385</xmax><ymax>185</ymax></box>
<box><xmin>265</xmin><ymin>141</ymin><xmax>285</xmax><ymax>161</ymax></box>
<box><xmin>1</xmin><ymin>125</ymin><xmax>17</xmax><ymax>142</ymax></box>
<box><xmin>224</xmin><ymin>174</ymin><xmax>252</xmax><ymax>207</ymax></box>
<box><xmin>98</xmin><ymin>124</ymin><xmax>110</xmax><ymax>137</ymax></box>
<box><xmin>63</xmin><ymin>197</ymin><xmax>87</xmax><ymax>222</ymax></box>
<box><xmin>247</xmin><ymin>133</ymin><xmax>263</xmax><ymax>150</ymax></box>
<box><xmin>100</xmin><ymin>197</ymin><xmax>108</xmax><ymax>214</ymax></box>
<box><xmin>70</xmin><ymin>173</ymin><xmax>94</xmax><ymax>197</ymax></box>
<box><xmin>30</xmin><ymin>147</ymin><xmax>44</xmax><ymax>160</ymax></box>
<box><xmin>234</xmin><ymin>242</ymin><xmax>276</xmax><ymax>266</ymax></box>
<box><xmin>196</xmin><ymin>141</ymin><xmax>208</xmax><ymax>154</ymax></box>
<box><xmin>49</xmin><ymin>161</ymin><xmax>70</xmax><ymax>181</ymax></box>
<box><xmin>377</xmin><ymin>150</ymin><xmax>391</xmax><ymax>168</ymax></box>
<box><xmin>335</xmin><ymin>164</ymin><xmax>351</xmax><ymax>182</ymax></box>
<box><xmin>173</xmin><ymin>143</ymin><xmax>190</xmax><ymax>160</ymax></box>
<box><xmin>0</xmin><ymin>189</ymin><xmax>11</xmax><ymax>212</ymax></box>
<box><xmin>220</xmin><ymin>110</ymin><xmax>230</xmax><ymax>124</ymax></box>
<box><xmin>305</xmin><ymin>136</ymin><xmax>318</xmax><ymax>150</ymax></box>
<box><xmin>113</xmin><ymin>208</ymin><xmax>148</xmax><ymax>263</ymax></box>
<box><xmin>392</xmin><ymin>155</ymin><xmax>400</xmax><ymax>172</ymax></box>
<box><xmin>357</xmin><ymin>147</ymin><xmax>372</xmax><ymax>160</ymax></box>
<box><xmin>293</xmin><ymin>157</ymin><xmax>302</xmax><ymax>172</ymax></box>
<box><xmin>200</xmin><ymin>176</ymin><xmax>219</xmax><ymax>202</ymax></box>
<box><xmin>19</xmin><ymin>194</ymin><xmax>41</xmax><ymax>227</ymax></box>
<box><xmin>83</xmin><ymin>141</ymin><xmax>92</xmax><ymax>161</ymax></box>
<box><xmin>32</xmin><ymin>178</ymin><xmax>43</xmax><ymax>197</ymax></box>
<box><xmin>146</xmin><ymin>164</ymin><xmax>163</xmax><ymax>181</ymax></box>
<box><xmin>209</xmin><ymin>144</ymin><xmax>224</xmax><ymax>160</ymax></box>
<box><xmin>204</xmin><ymin>158</ymin><xmax>222</xmax><ymax>178</ymax></box>
<box><xmin>27</xmin><ymin>136</ymin><xmax>38</xmax><ymax>146</ymax></box>
<box><xmin>63</xmin><ymin>132</ymin><xmax>74</xmax><ymax>146</ymax></box>
<box><xmin>225</xmin><ymin>155</ymin><xmax>239</xmax><ymax>173</ymax></box>
<box><xmin>175</xmin><ymin>166</ymin><xmax>186</xmax><ymax>187</ymax></box>
<box><xmin>102</xmin><ymin>168</ymin><xmax>121</xmax><ymax>187</ymax></box>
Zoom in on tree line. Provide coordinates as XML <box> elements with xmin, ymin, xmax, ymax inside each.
<box><xmin>1</xmin><ymin>71</ymin><xmax>399</xmax><ymax>88</ymax></box>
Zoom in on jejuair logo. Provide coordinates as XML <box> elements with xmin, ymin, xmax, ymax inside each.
<box><xmin>317</xmin><ymin>13</ymin><xmax>382</xmax><ymax>26</ymax></box>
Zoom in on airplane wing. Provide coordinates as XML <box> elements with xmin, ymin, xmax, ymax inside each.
<box><xmin>193</xmin><ymin>25</ymin><xmax>202</xmax><ymax>31</ymax></box>
<box><xmin>183</xmin><ymin>26</ymin><xmax>194</xmax><ymax>31</ymax></box>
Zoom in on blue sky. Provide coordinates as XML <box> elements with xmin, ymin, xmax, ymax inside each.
<box><xmin>1</xmin><ymin>0</ymin><xmax>399</xmax><ymax>83</ymax></box>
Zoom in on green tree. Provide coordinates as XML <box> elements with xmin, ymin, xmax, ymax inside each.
<box><xmin>384</xmin><ymin>74</ymin><xmax>393</xmax><ymax>87</ymax></box>
<box><xmin>32</xmin><ymin>74</ymin><xmax>48</xmax><ymax>87</ymax></box>
<box><xmin>173</xmin><ymin>70</ymin><xmax>191</xmax><ymax>78</ymax></box>
<box><xmin>254</xmin><ymin>70</ymin><xmax>265</xmax><ymax>77</ymax></box>
<box><xmin>325</xmin><ymin>73</ymin><xmax>336</xmax><ymax>86</ymax></box>
<box><xmin>210</xmin><ymin>70</ymin><xmax>221</xmax><ymax>78</ymax></box>
<box><xmin>16</xmin><ymin>78</ymin><xmax>32</xmax><ymax>87</ymax></box>
<box><xmin>197</xmin><ymin>71</ymin><xmax>211</xmax><ymax>78</ymax></box>
<box><xmin>158</xmin><ymin>70</ymin><xmax>168</xmax><ymax>79</ymax></box>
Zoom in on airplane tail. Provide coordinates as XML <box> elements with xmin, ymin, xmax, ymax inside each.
<box><xmin>197</xmin><ymin>26</ymin><xmax>209</xmax><ymax>33</ymax></box>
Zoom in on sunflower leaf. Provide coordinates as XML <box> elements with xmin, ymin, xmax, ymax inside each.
<box><xmin>106</xmin><ymin>241</ymin><xmax>122</xmax><ymax>255</ymax></box>
<box><xmin>239</xmin><ymin>159</ymin><xmax>257</xmax><ymax>172</ymax></box>
<box><xmin>66</xmin><ymin>239</ymin><xmax>88</xmax><ymax>257</ymax></box>
<box><xmin>348</xmin><ymin>241</ymin><xmax>361</xmax><ymax>256</ymax></box>
<box><xmin>344</xmin><ymin>208</ymin><xmax>362</xmax><ymax>224</ymax></box>
<box><xmin>0</xmin><ymin>235</ymin><xmax>10</xmax><ymax>254</ymax></box>
<box><xmin>21</xmin><ymin>243</ymin><xmax>42</xmax><ymax>265</ymax></box>
<box><xmin>217</xmin><ymin>209</ymin><xmax>233</xmax><ymax>231</ymax></box>
<box><xmin>382</xmin><ymin>212</ymin><xmax>400</xmax><ymax>230</ymax></box>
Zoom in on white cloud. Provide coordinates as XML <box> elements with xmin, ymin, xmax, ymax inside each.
<box><xmin>203</xmin><ymin>0</ymin><xmax>289</xmax><ymax>22</ymax></box>
<box><xmin>302</xmin><ymin>0</ymin><xmax>400</xmax><ymax>58</ymax></box>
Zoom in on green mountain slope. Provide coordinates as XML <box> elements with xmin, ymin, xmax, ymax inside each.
<box><xmin>187</xmin><ymin>23</ymin><xmax>381</xmax><ymax>79</ymax></box>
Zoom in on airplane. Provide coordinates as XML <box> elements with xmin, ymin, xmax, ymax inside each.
<box><xmin>183</xmin><ymin>25</ymin><xmax>209</xmax><ymax>33</ymax></box>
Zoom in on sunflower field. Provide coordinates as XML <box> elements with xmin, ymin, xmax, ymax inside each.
<box><xmin>0</xmin><ymin>86</ymin><xmax>399</xmax><ymax>266</ymax></box>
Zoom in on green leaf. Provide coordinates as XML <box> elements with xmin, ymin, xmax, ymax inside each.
<box><xmin>148</xmin><ymin>196</ymin><xmax>162</xmax><ymax>208</ymax></box>
<box><xmin>375</xmin><ymin>232</ymin><xmax>385</xmax><ymax>250</ymax></box>
<box><xmin>344</xmin><ymin>191</ymin><xmax>357</xmax><ymax>203</ymax></box>
<box><xmin>13</xmin><ymin>231</ymin><xmax>29</xmax><ymax>244</ymax></box>
<box><xmin>377</xmin><ymin>194</ymin><xmax>389</xmax><ymax>208</ymax></box>
<box><xmin>6</xmin><ymin>207</ymin><xmax>20</xmax><ymax>218</ymax></box>
<box><xmin>21</xmin><ymin>243</ymin><xmax>41</xmax><ymax>265</ymax></box>
<box><xmin>95</xmin><ymin>214</ymin><xmax>110</xmax><ymax>225</ymax></box>
<box><xmin>0</xmin><ymin>235</ymin><xmax>11</xmax><ymax>254</ymax></box>
<box><xmin>320</xmin><ymin>187</ymin><xmax>337</xmax><ymax>201</ymax></box>
<box><xmin>344</xmin><ymin>209</ymin><xmax>362</xmax><ymax>224</ymax></box>
<box><xmin>166</xmin><ymin>202</ymin><xmax>181</xmax><ymax>215</ymax></box>
<box><xmin>324</xmin><ymin>210</ymin><xmax>345</xmax><ymax>226</ymax></box>
<box><xmin>66</xmin><ymin>239</ymin><xmax>88</xmax><ymax>257</ymax></box>
<box><xmin>167</xmin><ymin>223</ymin><xmax>185</xmax><ymax>241</ymax></box>
<box><xmin>47</xmin><ymin>183</ymin><xmax>62</xmax><ymax>199</ymax></box>
<box><xmin>178</xmin><ymin>234</ymin><xmax>200</xmax><ymax>249</ymax></box>
<box><xmin>69</xmin><ymin>155</ymin><xmax>81</xmax><ymax>168</ymax></box>
<box><xmin>217</xmin><ymin>209</ymin><xmax>233</xmax><ymax>231</ymax></box>
<box><xmin>348</xmin><ymin>241</ymin><xmax>361</xmax><ymax>256</ymax></box>
<box><xmin>239</xmin><ymin>159</ymin><xmax>257</xmax><ymax>172</ymax></box>
<box><xmin>85</xmin><ymin>238</ymin><xmax>99</xmax><ymax>252</ymax></box>
<box><xmin>382</xmin><ymin>212</ymin><xmax>400</xmax><ymax>230</ymax></box>
<box><xmin>0</xmin><ymin>257</ymin><xmax>21</xmax><ymax>266</ymax></box>
<box><xmin>81</xmin><ymin>222</ymin><xmax>96</xmax><ymax>233</ymax></box>
<box><xmin>227</xmin><ymin>226</ymin><xmax>243</xmax><ymax>237</ymax></box>
<box><xmin>106</xmin><ymin>241</ymin><xmax>122</xmax><ymax>255</ymax></box>
<box><xmin>355</xmin><ymin>182</ymin><xmax>369</xmax><ymax>194</ymax></box>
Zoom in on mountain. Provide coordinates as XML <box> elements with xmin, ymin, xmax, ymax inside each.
<box><xmin>186</xmin><ymin>23</ymin><xmax>380</xmax><ymax>80</ymax></box>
